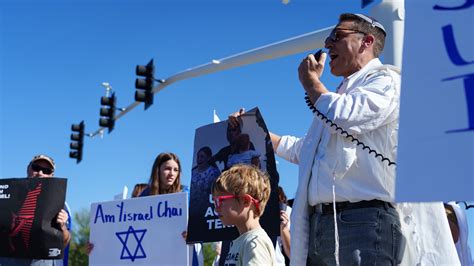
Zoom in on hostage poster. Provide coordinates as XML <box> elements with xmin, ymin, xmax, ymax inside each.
<box><xmin>186</xmin><ymin>107</ymin><xmax>280</xmax><ymax>243</ymax></box>
<box><xmin>0</xmin><ymin>177</ymin><xmax>67</xmax><ymax>259</ymax></box>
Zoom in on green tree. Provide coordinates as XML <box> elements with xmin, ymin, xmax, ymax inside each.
<box><xmin>68</xmin><ymin>208</ymin><xmax>90</xmax><ymax>266</ymax></box>
<box><xmin>203</xmin><ymin>242</ymin><xmax>219</xmax><ymax>266</ymax></box>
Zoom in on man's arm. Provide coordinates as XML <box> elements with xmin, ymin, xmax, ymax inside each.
<box><xmin>269</xmin><ymin>132</ymin><xmax>281</xmax><ymax>152</ymax></box>
<box><xmin>298</xmin><ymin>53</ymin><xmax>329</xmax><ymax>104</ymax></box>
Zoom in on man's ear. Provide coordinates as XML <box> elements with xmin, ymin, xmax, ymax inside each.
<box><xmin>362</xmin><ymin>34</ymin><xmax>375</xmax><ymax>48</ymax></box>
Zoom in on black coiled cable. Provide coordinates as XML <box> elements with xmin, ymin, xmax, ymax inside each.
<box><xmin>305</xmin><ymin>93</ymin><xmax>396</xmax><ymax>166</ymax></box>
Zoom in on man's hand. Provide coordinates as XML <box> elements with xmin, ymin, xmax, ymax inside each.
<box><xmin>56</xmin><ymin>209</ymin><xmax>71</xmax><ymax>245</ymax></box>
<box><xmin>298</xmin><ymin>52</ymin><xmax>329</xmax><ymax>103</ymax></box>
<box><xmin>57</xmin><ymin>209</ymin><xmax>68</xmax><ymax>229</ymax></box>
<box><xmin>229</xmin><ymin>108</ymin><xmax>282</xmax><ymax>151</ymax></box>
<box><xmin>228</xmin><ymin>108</ymin><xmax>245</xmax><ymax>128</ymax></box>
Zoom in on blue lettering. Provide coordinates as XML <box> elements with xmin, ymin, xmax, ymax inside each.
<box><xmin>118</xmin><ymin>204</ymin><xmax>154</xmax><ymax>222</ymax></box>
<box><xmin>434</xmin><ymin>0</ymin><xmax>473</xmax><ymax>10</ymax></box>
<box><xmin>441</xmin><ymin>25</ymin><xmax>474</xmax><ymax>66</ymax></box>
<box><xmin>94</xmin><ymin>204</ymin><xmax>104</xmax><ymax>224</ymax></box>
<box><xmin>95</xmin><ymin>202</ymin><xmax>156</xmax><ymax>224</ymax></box>
<box><xmin>148</xmin><ymin>206</ymin><xmax>153</xmax><ymax>220</ymax></box>
<box><xmin>157</xmin><ymin>200</ymin><xmax>183</xmax><ymax>218</ymax></box>
<box><xmin>93</xmin><ymin>204</ymin><xmax>115</xmax><ymax>224</ymax></box>
<box><xmin>443</xmin><ymin>74</ymin><xmax>474</xmax><ymax>133</ymax></box>
<box><xmin>117</xmin><ymin>202</ymin><xmax>124</xmax><ymax>222</ymax></box>
<box><xmin>133</xmin><ymin>213</ymin><xmax>144</xmax><ymax>220</ymax></box>
<box><xmin>104</xmin><ymin>214</ymin><xmax>115</xmax><ymax>223</ymax></box>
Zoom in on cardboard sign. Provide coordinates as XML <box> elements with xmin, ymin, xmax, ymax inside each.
<box><xmin>186</xmin><ymin>107</ymin><xmax>280</xmax><ymax>243</ymax></box>
<box><xmin>89</xmin><ymin>192</ymin><xmax>188</xmax><ymax>266</ymax></box>
<box><xmin>396</xmin><ymin>1</ymin><xmax>474</xmax><ymax>201</ymax></box>
<box><xmin>0</xmin><ymin>177</ymin><xmax>67</xmax><ymax>259</ymax></box>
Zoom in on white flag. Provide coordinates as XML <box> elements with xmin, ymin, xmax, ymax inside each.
<box><xmin>213</xmin><ymin>109</ymin><xmax>220</xmax><ymax>123</ymax></box>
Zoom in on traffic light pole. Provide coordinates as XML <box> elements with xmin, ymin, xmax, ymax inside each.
<box><xmin>86</xmin><ymin>0</ymin><xmax>404</xmax><ymax>138</ymax></box>
<box><xmin>75</xmin><ymin>0</ymin><xmax>405</xmax><ymax>165</ymax></box>
<box><xmin>88</xmin><ymin>26</ymin><xmax>334</xmax><ymax>137</ymax></box>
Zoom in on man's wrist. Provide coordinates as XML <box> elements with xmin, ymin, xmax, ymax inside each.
<box><xmin>305</xmin><ymin>80</ymin><xmax>326</xmax><ymax>103</ymax></box>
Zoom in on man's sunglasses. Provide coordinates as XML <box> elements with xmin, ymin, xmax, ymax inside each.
<box><xmin>326</xmin><ymin>28</ymin><xmax>366</xmax><ymax>43</ymax></box>
<box><xmin>31</xmin><ymin>163</ymin><xmax>54</xmax><ymax>175</ymax></box>
<box><xmin>213</xmin><ymin>194</ymin><xmax>260</xmax><ymax>213</ymax></box>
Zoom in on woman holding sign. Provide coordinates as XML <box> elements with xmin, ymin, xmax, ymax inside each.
<box><xmin>140</xmin><ymin>152</ymin><xmax>204</xmax><ymax>266</ymax></box>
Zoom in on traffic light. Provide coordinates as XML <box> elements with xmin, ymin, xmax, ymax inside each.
<box><xmin>99</xmin><ymin>92</ymin><xmax>116</xmax><ymax>133</ymax></box>
<box><xmin>70</xmin><ymin>121</ymin><xmax>85</xmax><ymax>163</ymax></box>
<box><xmin>135</xmin><ymin>59</ymin><xmax>155</xmax><ymax>110</ymax></box>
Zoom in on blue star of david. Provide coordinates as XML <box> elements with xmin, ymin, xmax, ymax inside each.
<box><xmin>115</xmin><ymin>225</ymin><xmax>147</xmax><ymax>262</ymax></box>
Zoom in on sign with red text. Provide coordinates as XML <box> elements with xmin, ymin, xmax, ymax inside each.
<box><xmin>0</xmin><ymin>178</ymin><xmax>67</xmax><ymax>259</ymax></box>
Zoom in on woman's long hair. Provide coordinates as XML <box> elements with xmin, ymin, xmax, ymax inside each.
<box><xmin>148</xmin><ymin>152</ymin><xmax>182</xmax><ymax>195</ymax></box>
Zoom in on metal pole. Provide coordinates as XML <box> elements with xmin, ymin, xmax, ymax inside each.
<box><xmin>89</xmin><ymin>26</ymin><xmax>333</xmax><ymax>137</ymax></box>
<box><xmin>371</xmin><ymin>0</ymin><xmax>405</xmax><ymax>68</ymax></box>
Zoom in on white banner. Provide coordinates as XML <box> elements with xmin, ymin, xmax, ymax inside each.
<box><xmin>89</xmin><ymin>192</ymin><xmax>188</xmax><ymax>265</ymax></box>
<box><xmin>396</xmin><ymin>1</ymin><xmax>474</xmax><ymax>201</ymax></box>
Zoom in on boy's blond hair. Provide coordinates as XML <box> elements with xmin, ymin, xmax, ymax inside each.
<box><xmin>212</xmin><ymin>164</ymin><xmax>271</xmax><ymax>216</ymax></box>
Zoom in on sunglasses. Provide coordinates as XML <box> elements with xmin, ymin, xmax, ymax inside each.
<box><xmin>213</xmin><ymin>194</ymin><xmax>260</xmax><ymax>213</ymax></box>
<box><xmin>31</xmin><ymin>163</ymin><xmax>54</xmax><ymax>175</ymax></box>
<box><xmin>326</xmin><ymin>28</ymin><xmax>366</xmax><ymax>43</ymax></box>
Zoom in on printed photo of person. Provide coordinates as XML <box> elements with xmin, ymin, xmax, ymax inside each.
<box><xmin>226</xmin><ymin>134</ymin><xmax>261</xmax><ymax>169</ymax></box>
<box><xmin>186</xmin><ymin>107</ymin><xmax>279</xmax><ymax>244</ymax></box>
<box><xmin>190</xmin><ymin>146</ymin><xmax>221</xmax><ymax>208</ymax></box>
<box><xmin>211</xmin><ymin>117</ymin><xmax>256</xmax><ymax>171</ymax></box>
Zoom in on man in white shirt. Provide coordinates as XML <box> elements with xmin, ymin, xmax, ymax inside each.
<box><xmin>229</xmin><ymin>12</ymin><xmax>459</xmax><ymax>266</ymax></box>
<box><xmin>271</xmin><ymin>13</ymin><xmax>403</xmax><ymax>265</ymax></box>
<box><xmin>229</xmin><ymin>13</ymin><xmax>401</xmax><ymax>265</ymax></box>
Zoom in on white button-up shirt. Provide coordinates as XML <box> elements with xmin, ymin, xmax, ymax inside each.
<box><xmin>278</xmin><ymin>58</ymin><xmax>401</xmax><ymax>204</ymax></box>
<box><xmin>276</xmin><ymin>58</ymin><xmax>401</xmax><ymax>265</ymax></box>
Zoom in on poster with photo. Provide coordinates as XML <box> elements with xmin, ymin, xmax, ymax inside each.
<box><xmin>186</xmin><ymin>107</ymin><xmax>280</xmax><ymax>243</ymax></box>
<box><xmin>0</xmin><ymin>177</ymin><xmax>67</xmax><ymax>259</ymax></box>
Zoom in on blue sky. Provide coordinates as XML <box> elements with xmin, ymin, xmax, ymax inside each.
<box><xmin>1</xmin><ymin>0</ymin><xmax>473</xmax><ymax>250</ymax></box>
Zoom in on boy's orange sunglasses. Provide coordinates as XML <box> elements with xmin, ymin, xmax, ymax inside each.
<box><xmin>213</xmin><ymin>194</ymin><xmax>260</xmax><ymax>213</ymax></box>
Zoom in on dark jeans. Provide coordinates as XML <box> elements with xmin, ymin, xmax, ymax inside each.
<box><xmin>307</xmin><ymin>205</ymin><xmax>403</xmax><ymax>266</ymax></box>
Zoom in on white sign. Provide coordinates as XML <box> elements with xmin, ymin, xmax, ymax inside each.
<box><xmin>396</xmin><ymin>1</ymin><xmax>474</xmax><ymax>201</ymax></box>
<box><xmin>89</xmin><ymin>192</ymin><xmax>189</xmax><ymax>265</ymax></box>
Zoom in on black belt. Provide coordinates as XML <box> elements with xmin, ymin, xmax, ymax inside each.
<box><xmin>315</xmin><ymin>200</ymin><xmax>393</xmax><ymax>215</ymax></box>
